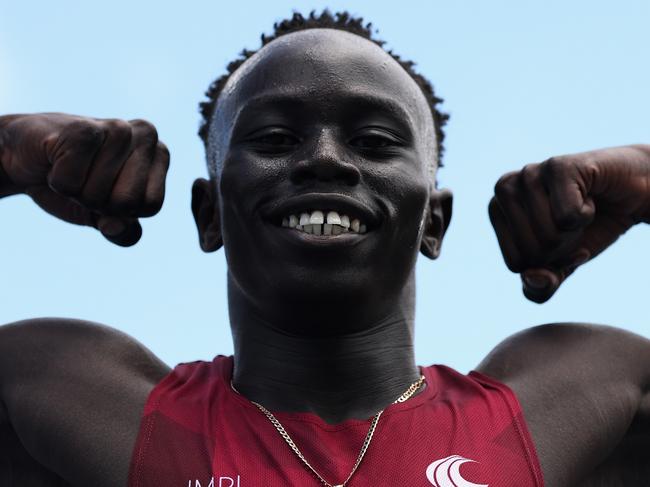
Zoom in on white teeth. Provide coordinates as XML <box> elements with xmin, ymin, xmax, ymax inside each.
<box><xmin>326</xmin><ymin>211</ymin><xmax>341</xmax><ymax>225</ymax></box>
<box><xmin>281</xmin><ymin>210</ymin><xmax>369</xmax><ymax>236</ymax></box>
<box><xmin>310</xmin><ymin>210</ymin><xmax>324</xmax><ymax>224</ymax></box>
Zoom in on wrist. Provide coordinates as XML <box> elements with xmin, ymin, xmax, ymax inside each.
<box><xmin>0</xmin><ymin>115</ymin><xmax>22</xmax><ymax>198</ymax></box>
<box><xmin>637</xmin><ymin>145</ymin><xmax>650</xmax><ymax>223</ymax></box>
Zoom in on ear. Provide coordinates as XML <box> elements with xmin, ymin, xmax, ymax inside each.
<box><xmin>191</xmin><ymin>178</ymin><xmax>223</xmax><ymax>252</ymax></box>
<box><xmin>420</xmin><ymin>188</ymin><xmax>453</xmax><ymax>259</ymax></box>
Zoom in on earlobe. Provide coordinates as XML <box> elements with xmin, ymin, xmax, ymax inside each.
<box><xmin>420</xmin><ymin>188</ymin><xmax>453</xmax><ymax>259</ymax></box>
<box><xmin>191</xmin><ymin>178</ymin><xmax>223</xmax><ymax>252</ymax></box>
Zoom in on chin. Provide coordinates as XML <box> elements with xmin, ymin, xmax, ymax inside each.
<box><xmin>274</xmin><ymin>266</ymin><xmax>377</xmax><ymax>304</ymax></box>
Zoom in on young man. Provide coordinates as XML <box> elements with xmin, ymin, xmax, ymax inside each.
<box><xmin>1</xmin><ymin>11</ymin><xmax>649</xmax><ymax>487</ymax></box>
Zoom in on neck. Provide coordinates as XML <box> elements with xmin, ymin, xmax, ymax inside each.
<box><xmin>228</xmin><ymin>275</ymin><xmax>421</xmax><ymax>424</ymax></box>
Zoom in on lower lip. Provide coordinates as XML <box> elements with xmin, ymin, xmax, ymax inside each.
<box><xmin>270</xmin><ymin>224</ymin><xmax>370</xmax><ymax>247</ymax></box>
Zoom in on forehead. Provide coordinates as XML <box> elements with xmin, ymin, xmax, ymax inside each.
<box><xmin>209</xmin><ymin>29</ymin><xmax>437</xmax><ymax>164</ymax></box>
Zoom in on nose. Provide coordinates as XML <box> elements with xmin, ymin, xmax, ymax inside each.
<box><xmin>289</xmin><ymin>129</ymin><xmax>361</xmax><ymax>186</ymax></box>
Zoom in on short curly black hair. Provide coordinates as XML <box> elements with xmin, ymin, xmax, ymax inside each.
<box><xmin>198</xmin><ymin>10</ymin><xmax>449</xmax><ymax>167</ymax></box>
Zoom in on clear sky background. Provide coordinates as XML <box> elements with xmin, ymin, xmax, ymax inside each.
<box><xmin>1</xmin><ymin>0</ymin><xmax>649</xmax><ymax>372</ymax></box>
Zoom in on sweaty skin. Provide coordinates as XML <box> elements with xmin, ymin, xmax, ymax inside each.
<box><xmin>1</xmin><ymin>28</ymin><xmax>650</xmax><ymax>487</ymax></box>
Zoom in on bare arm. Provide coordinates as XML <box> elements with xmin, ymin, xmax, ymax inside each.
<box><xmin>0</xmin><ymin>318</ymin><xmax>170</xmax><ymax>487</ymax></box>
<box><xmin>477</xmin><ymin>322</ymin><xmax>650</xmax><ymax>487</ymax></box>
<box><xmin>0</xmin><ymin>113</ymin><xmax>171</xmax><ymax>485</ymax></box>
<box><xmin>486</xmin><ymin>146</ymin><xmax>650</xmax><ymax>484</ymax></box>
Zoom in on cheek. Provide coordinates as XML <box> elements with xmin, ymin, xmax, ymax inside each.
<box><xmin>370</xmin><ymin>163</ymin><xmax>430</xmax><ymax>226</ymax></box>
<box><xmin>218</xmin><ymin>152</ymin><xmax>286</xmax><ymax>220</ymax></box>
<box><xmin>219</xmin><ymin>152</ymin><xmax>280</xmax><ymax>196</ymax></box>
<box><xmin>217</xmin><ymin>154</ymin><xmax>274</xmax><ymax>254</ymax></box>
<box><xmin>374</xmin><ymin>168</ymin><xmax>431</xmax><ymax>262</ymax></box>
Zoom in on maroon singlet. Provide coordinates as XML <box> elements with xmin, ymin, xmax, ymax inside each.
<box><xmin>128</xmin><ymin>356</ymin><xmax>544</xmax><ymax>486</ymax></box>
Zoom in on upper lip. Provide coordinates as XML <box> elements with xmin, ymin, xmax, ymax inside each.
<box><xmin>261</xmin><ymin>193</ymin><xmax>381</xmax><ymax>229</ymax></box>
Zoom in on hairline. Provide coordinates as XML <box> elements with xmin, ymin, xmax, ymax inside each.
<box><xmin>208</xmin><ymin>29</ymin><xmax>439</xmax><ymax>181</ymax></box>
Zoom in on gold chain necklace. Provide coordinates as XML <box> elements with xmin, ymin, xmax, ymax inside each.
<box><xmin>231</xmin><ymin>375</ymin><xmax>425</xmax><ymax>487</ymax></box>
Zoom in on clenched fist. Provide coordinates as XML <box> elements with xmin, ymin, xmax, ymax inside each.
<box><xmin>0</xmin><ymin>113</ymin><xmax>169</xmax><ymax>246</ymax></box>
<box><xmin>489</xmin><ymin>145</ymin><xmax>650</xmax><ymax>303</ymax></box>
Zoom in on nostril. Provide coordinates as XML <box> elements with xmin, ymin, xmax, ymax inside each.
<box><xmin>343</xmin><ymin>166</ymin><xmax>361</xmax><ymax>186</ymax></box>
<box><xmin>289</xmin><ymin>159</ymin><xmax>360</xmax><ymax>186</ymax></box>
<box><xmin>289</xmin><ymin>163</ymin><xmax>312</xmax><ymax>185</ymax></box>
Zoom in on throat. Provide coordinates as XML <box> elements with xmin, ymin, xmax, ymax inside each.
<box><xmin>227</xmin><ymin>269</ymin><xmax>421</xmax><ymax>424</ymax></box>
<box><xmin>230</xmin><ymin>315</ymin><xmax>420</xmax><ymax>424</ymax></box>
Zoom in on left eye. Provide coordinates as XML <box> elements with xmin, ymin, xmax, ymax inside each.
<box><xmin>350</xmin><ymin>135</ymin><xmax>394</xmax><ymax>149</ymax></box>
<box><xmin>349</xmin><ymin>129</ymin><xmax>403</xmax><ymax>151</ymax></box>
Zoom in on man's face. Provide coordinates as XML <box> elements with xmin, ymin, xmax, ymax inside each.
<box><xmin>203</xmin><ymin>29</ymin><xmax>446</xmax><ymax>331</ymax></box>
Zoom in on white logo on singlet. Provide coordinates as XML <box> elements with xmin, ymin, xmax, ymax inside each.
<box><xmin>426</xmin><ymin>455</ymin><xmax>489</xmax><ymax>487</ymax></box>
<box><xmin>187</xmin><ymin>476</ymin><xmax>241</xmax><ymax>487</ymax></box>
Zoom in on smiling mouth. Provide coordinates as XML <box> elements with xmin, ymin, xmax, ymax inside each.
<box><xmin>278</xmin><ymin>210</ymin><xmax>367</xmax><ymax>236</ymax></box>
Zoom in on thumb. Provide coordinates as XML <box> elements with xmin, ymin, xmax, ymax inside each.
<box><xmin>521</xmin><ymin>250</ymin><xmax>590</xmax><ymax>303</ymax></box>
<box><xmin>95</xmin><ymin>215</ymin><xmax>142</xmax><ymax>247</ymax></box>
<box><xmin>521</xmin><ymin>213</ymin><xmax>633</xmax><ymax>303</ymax></box>
<box><xmin>521</xmin><ymin>268</ymin><xmax>564</xmax><ymax>303</ymax></box>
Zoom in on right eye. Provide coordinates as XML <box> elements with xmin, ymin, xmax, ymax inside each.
<box><xmin>248</xmin><ymin>131</ymin><xmax>300</xmax><ymax>153</ymax></box>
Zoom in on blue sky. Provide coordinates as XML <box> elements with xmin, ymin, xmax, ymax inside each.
<box><xmin>1</xmin><ymin>0</ymin><xmax>649</xmax><ymax>371</ymax></box>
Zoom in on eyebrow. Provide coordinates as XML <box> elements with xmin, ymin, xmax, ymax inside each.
<box><xmin>233</xmin><ymin>89</ymin><xmax>417</xmax><ymax>134</ymax></box>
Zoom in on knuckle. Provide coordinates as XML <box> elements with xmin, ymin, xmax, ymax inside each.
<box><xmin>102</xmin><ymin>118</ymin><xmax>130</xmax><ymax>133</ymax></box>
<box><xmin>520</xmin><ymin>163</ymin><xmax>540</xmax><ymax>187</ymax></box>
<box><xmin>98</xmin><ymin>120</ymin><xmax>133</xmax><ymax>158</ymax></box>
<box><xmin>581</xmin><ymin>161</ymin><xmax>600</xmax><ymax>184</ymax></box>
<box><xmin>153</xmin><ymin>143</ymin><xmax>171</xmax><ymax>172</ymax></box>
<box><xmin>543</xmin><ymin>156</ymin><xmax>569</xmax><ymax>180</ymax></box>
<box><xmin>130</xmin><ymin>119</ymin><xmax>158</xmax><ymax>144</ymax></box>
<box><xmin>494</xmin><ymin>172</ymin><xmax>518</xmax><ymax>199</ymax></box>
<box><xmin>67</xmin><ymin>120</ymin><xmax>104</xmax><ymax>148</ymax></box>
<box><xmin>157</xmin><ymin>142</ymin><xmax>170</xmax><ymax>161</ymax></box>
<box><xmin>102</xmin><ymin>119</ymin><xmax>133</xmax><ymax>141</ymax></box>
<box><xmin>487</xmin><ymin>197</ymin><xmax>500</xmax><ymax>221</ymax></box>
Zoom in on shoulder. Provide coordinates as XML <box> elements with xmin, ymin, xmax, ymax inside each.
<box><xmin>477</xmin><ymin>322</ymin><xmax>650</xmax><ymax>388</ymax></box>
<box><xmin>0</xmin><ymin>316</ymin><xmax>172</xmax><ymax>422</ymax></box>
<box><xmin>0</xmin><ymin>317</ymin><xmax>171</xmax><ymax>486</ymax></box>
<box><xmin>0</xmin><ymin>317</ymin><xmax>171</xmax><ymax>384</ymax></box>
<box><xmin>0</xmin><ymin>317</ymin><xmax>166</xmax><ymax>374</ymax></box>
<box><xmin>476</xmin><ymin>323</ymin><xmax>650</xmax><ymax>486</ymax></box>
